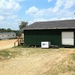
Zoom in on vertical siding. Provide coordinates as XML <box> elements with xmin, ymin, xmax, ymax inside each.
<box><xmin>24</xmin><ymin>29</ymin><xmax>75</xmax><ymax>47</ymax></box>
<box><xmin>24</xmin><ymin>30</ymin><xmax>61</xmax><ymax>47</ymax></box>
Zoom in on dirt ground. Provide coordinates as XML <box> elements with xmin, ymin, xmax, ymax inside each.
<box><xmin>0</xmin><ymin>48</ymin><xmax>75</xmax><ymax>75</ymax></box>
<box><xmin>0</xmin><ymin>39</ymin><xmax>18</xmax><ymax>50</ymax></box>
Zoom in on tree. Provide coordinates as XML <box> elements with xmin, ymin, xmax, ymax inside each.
<box><xmin>19</xmin><ymin>21</ymin><xmax>28</xmax><ymax>30</ymax></box>
<box><xmin>0</xmin><ymin>28</ymin><xmax>6</xmax><ymax>32</ymax></box>
<box><xmin>7</xmin><ymin>28</ymin><xmax>12</xmax><ymax>32</ymax></box>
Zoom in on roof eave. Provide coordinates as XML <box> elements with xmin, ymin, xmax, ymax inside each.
<box><xmin>23</xmin><ymin>27</ymin><xmax>75</xmax><ymax>30</ymax></box>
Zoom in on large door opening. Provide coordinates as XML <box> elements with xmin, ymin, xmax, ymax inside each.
<box><xmin>62</xmin><ymin>32</ymin><xmax>74</xmax><ymax>45</ymax></box>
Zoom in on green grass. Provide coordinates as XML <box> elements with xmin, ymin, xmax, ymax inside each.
<box><xmin>71</xmin><ymin>53</ymin><xmax>75</xmax><ymax>60</ymax></box>
<box><xmin>0</xmin><ymin>47</ymin><xmax>22</xmax><ymax>60</ymax></box>
<box><xmin>0</xmin><ymin>50</ymin><xmax>10</xmax><ymax>57</ymax></box>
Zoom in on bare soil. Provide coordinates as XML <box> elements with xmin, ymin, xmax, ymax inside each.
<box><xmin>0</xmin><ymin>39</ymin><xmax>18</xmax><ymax>50</ymax></box>
<box><xmin>0</xmin><ymin>48</ymin><xmax>75</xmax><ymax>75</ymax></box>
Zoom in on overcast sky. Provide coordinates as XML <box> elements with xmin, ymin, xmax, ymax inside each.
<box><xmin>0</xmin><ymin>0</ymin><xmax>75</xmax><ymax>30</ymax></box>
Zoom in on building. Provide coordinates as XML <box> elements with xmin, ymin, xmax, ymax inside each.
<box><xmin>23</xmin><ymin>19</ymin><xmax>75</xmax><ymax>47</ymax></box>
<box><xmin>0</xmin><ymin>32</ymin><xmax>16</xmax><ymax>40</ymax></box>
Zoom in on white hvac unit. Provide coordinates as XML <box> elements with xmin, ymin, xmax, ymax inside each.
<box><xmin>41</xmin><ymin>41</ymin><xmax>50</xmax><ymax>48</ymax></box>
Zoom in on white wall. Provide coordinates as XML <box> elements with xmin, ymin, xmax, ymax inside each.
<box><xmin>0</xmin><ymin>32</ymin><xmax>16</xmax><ymax>39</ymax></box>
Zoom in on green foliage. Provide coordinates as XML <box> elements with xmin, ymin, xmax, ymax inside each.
<box><xmin>0</xmin><ymin>50</ymin><xmax>10</xmax><ymax>57</ymax></box>
<box><xmin>12</xmin><ymin>30</ymin><xmax>21</xmax><ymax>36</ymax></box>
<box><xmin>15</xmin><ymin>31</ymin><xmax>22</xmax><ymax>37</ymax></box>
<box><xmin>0</xmin><ymin>49</ymin><xmax>22</xmax><ymax>60</ymax></box>
<box><xmin>19</xmin><ymin>21</ymin><xmax>28</xmax><ymax>30</ymax></box>
<box><xmin>0</xmin><ymin>28</ymin><xmax>12</xmax><ymax>32</ymax></box>
<box><xmin>0</xmin><ymin>28</ymin><xmax>7</xmax><ymax>32</ymax></box>
<box><xmin>71</xmin><ymin>53</ymin><xmax>75</xmax><ymax>60</ymax></box>
<box><xmin>7</xmin><ymin>28</ymin><xmax>12</xmax><ymax>32</ymax></box>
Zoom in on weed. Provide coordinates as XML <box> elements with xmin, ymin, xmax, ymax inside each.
<box><xmin>71</xmin><ymin>53</ymin><xmax>75</xmax><ymax>60</ymax></box>
<box><xmin>0</xmin><ymin>48</ymin><xmax>22</xmax><ymax>60</ymax></box>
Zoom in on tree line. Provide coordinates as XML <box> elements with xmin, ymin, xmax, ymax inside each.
<box><xmin>0</xmin><ymin>28</ymin><xmax>13</xmax><ymax>32</ymax></box>
<box><xmin>0</xmin><ymin>28</ymin><xmax>20</xmax><ymax>36</ymax></box>
<box><xmin>0</xmin><ymin>21</ymin><xmax>28</xmax><ymax>36</ymax></box>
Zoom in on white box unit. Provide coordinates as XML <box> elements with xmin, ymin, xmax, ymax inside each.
<box><xmin>41</xmin><ymin>42</ymin><xmax>50</xmax><ymax>48</ymax></box>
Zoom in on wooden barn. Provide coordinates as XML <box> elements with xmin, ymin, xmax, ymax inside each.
<box><xmin>0</xmin><ymin>32</ymin><xmax>16</xmax><ymax>40</ymax></box>
<box><xmin>23</xmin><ymin>19</ymin><xmax>75</xmax><ymax>47</ymax></box>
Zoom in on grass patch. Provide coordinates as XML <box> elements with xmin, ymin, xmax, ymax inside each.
<box><xmin>71</xmin><ymin>53</ymin><xmax>75</xmax><ymax>60</ymax></box>
<box><xmin>0</xmin><ymin>48</ymin><xmax>22</xmax><ymax>60</ymax></box>
<box><xmin>0</xmin><ymin>47</ymin><xmax>60</xmax><ymax>60</ymax></box>
<box><xmin>0</xmin><ymin>50</ymin><xmax>10</xmax><ymax>57</ymax></box>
